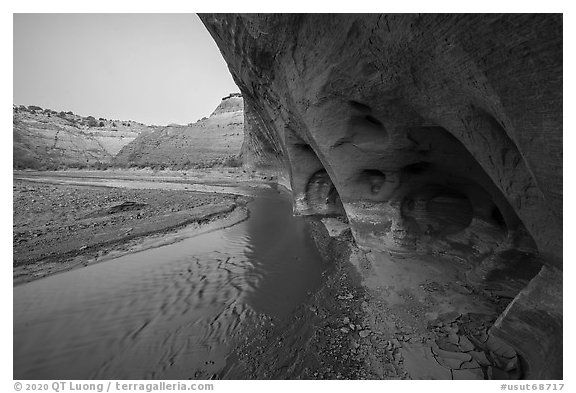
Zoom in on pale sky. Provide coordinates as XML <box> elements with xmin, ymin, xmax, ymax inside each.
<box><xmin>13</xmin><ymin>14</ymin><xmax>240</xmax><ymax>125</ymax></box>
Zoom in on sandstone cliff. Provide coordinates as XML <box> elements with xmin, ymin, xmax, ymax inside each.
<box><xmin>13</xmin><ymin>105</ymin><xmax>148</xmax><ymax>169</ymax></box>
<box><xmin>200</xmin><ymin>14</ymin><xmax>562</xmax><ymax>379</ymax></box>
<box><xmin>113</xmin><ymin>95</ymin><xmax>244</xmax><ymax>169</ymax></box>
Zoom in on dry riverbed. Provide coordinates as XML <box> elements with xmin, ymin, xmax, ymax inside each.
<box><xmin>12</xmin><ymin>169</ymin><xmax>264</xmax><ymax>285</ymax></box>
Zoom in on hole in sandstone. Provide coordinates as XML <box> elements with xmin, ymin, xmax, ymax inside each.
<box><xmin>305</xmin><ymin>169</ymin><xmax>346</xmax><ymax>217</ymax></box>
<box><xmin>357</xmin><ymin>169</ymin><xmax>386</xmax><ymax>195</ymax></box>
<box><xmin>286</xmin><ymin>129</ymin><xmax>349</xmax><ymax>221</ymax></box>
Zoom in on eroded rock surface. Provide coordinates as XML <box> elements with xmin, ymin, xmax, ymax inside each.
<box><xmin>13</xmin><ymin>105</ymin><xmax>146</xmax><ymax>169</ymax></box>
<box><xmin>200</xmin><ymin>14</ymin><xmax>562</xmax><ymax>379</ymax></box>
<box><xmin>113</xmin><ymin>95</ymin><xmax>244</xmax><ymax>169</ymax></box>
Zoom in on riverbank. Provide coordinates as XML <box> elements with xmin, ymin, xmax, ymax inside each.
<box><xmin>13</xmin><ymin>169</ymin><xmax>274</xmax><ymax>285</ymax></box>
<box><xmin>220</xmin><ymin>219</ymin><xmax>378</xmax><ymax>379</ymax></box>
<box><xmin>221</xmin><ymin>217</ymin><xmax>525</xmax><ymax>380</ymax></box>
<box><xmin>13</xmin><ymin>168</ymin><xmax>523</xmax><ymax>380</ymax></box>
<box><xmin>14</xmin><ymin>173</ymin><xmax>327</xmax><ymax>380</ymax></box>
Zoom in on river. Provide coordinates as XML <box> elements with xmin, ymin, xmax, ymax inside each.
<box><xmin>14</xmin><ymin>185</ymin><xmax>325</xmax><ymax>379</ymax></box>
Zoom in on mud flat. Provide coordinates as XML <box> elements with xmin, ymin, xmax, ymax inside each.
<box><xmin>12</xmin><ymin>169</ymin><xmax>274</xmax><ymax>285</ymax></box>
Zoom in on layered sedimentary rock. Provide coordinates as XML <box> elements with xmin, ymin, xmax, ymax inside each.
<box><xmin>113</xmin><ymin>94</ymin><xmax>244</xmax><ymax>168</ymax></box>
<box><xmin>200</xmin><ymin>14</ymin><xmax>562</xmax><ymax>379</ymax></box>
<box><xmin>13</xmin><ymin>105</ymin><xmax>146</xmax><ymax>169</ymax></box>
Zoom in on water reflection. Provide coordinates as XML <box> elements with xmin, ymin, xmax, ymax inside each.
<box><xmin>14</xmin><ymin>187</ymin><xmax>324</xmax><ymax>379</ymax></box>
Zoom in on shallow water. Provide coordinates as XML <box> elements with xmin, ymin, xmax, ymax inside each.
<box><xmin>14</xmin><ymin>186</ymin><xmax>325</xmax><ymax>379</ymax></box>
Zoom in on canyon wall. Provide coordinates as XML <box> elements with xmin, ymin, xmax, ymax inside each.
<box><xmin>200</xmin><ymin>14</ymin><xmax>562</xmax><ymax>379</ymax></box>
<box><xmin>14</xmin><ymin>96</ymin><xmax>246</xmax><ymax>171</ymax></box>
<box><xmin>13</xmin><ymin>105</ymin><xmax>147</xmax><ymax>169</ymax></box>
<box><xmin>113</xmin><ymin>94</ymin><xmax>244</xmax><ymax>169</ymax></box>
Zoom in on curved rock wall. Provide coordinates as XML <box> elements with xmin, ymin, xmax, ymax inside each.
<box><xmin>200</xmin><ymin>14</ymin><xmax>562</xmax><ymax>378</ymax></box>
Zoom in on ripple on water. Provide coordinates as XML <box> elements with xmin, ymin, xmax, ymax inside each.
<box><xmin>14</xmin><ymin>187</ymin><xmax>325</xmax><ymax>379</ymax></box>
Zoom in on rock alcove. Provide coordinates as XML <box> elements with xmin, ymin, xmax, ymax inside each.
<box><xmin>201</xmin><ymin>14</ymin><xmax>562</xmax><ymax>379</ymax></box>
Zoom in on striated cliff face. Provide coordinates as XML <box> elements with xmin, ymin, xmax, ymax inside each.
<box><xmin>113</xmin><ymin>95</ymin><xmax>244</xmax><ymax>169</ymax></box>
<box><xmin>200</xmin><ymin>14</ymin><xmax>562</xmax><ymax>379</ymax></box>
<box><xmin>13</xmin><ymin>105</ymin><xmax>147</xmax><ymax>169</ymax></box>
<box><xmin>14</xmin><ymin>96</ymin><xmax>246</xmax><ymax>171</ymax></box>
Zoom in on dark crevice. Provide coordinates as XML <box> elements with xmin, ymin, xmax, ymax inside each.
<box><xmin>491</xmin><ymin>206</ymin><xmax>506</xmax><ymax>229</ymax></box>
<box><xmin>402</xmin><ymin>161</ymin><xmax>433</xmax><ymax>175</ymax></box>
<box><xmin>294</xmin><ymin>143</ymin><xmax>315</xmax><ymax>153</ymax></box>
<box><xmin>365</xmin><ymin>115</ymin><xmax>383</xmax><ymax>127</ymax></box>
<box><xmin>349</xmin><ymin>100</ymin><xmax>372</xmax><ymax>113</ymax></box>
